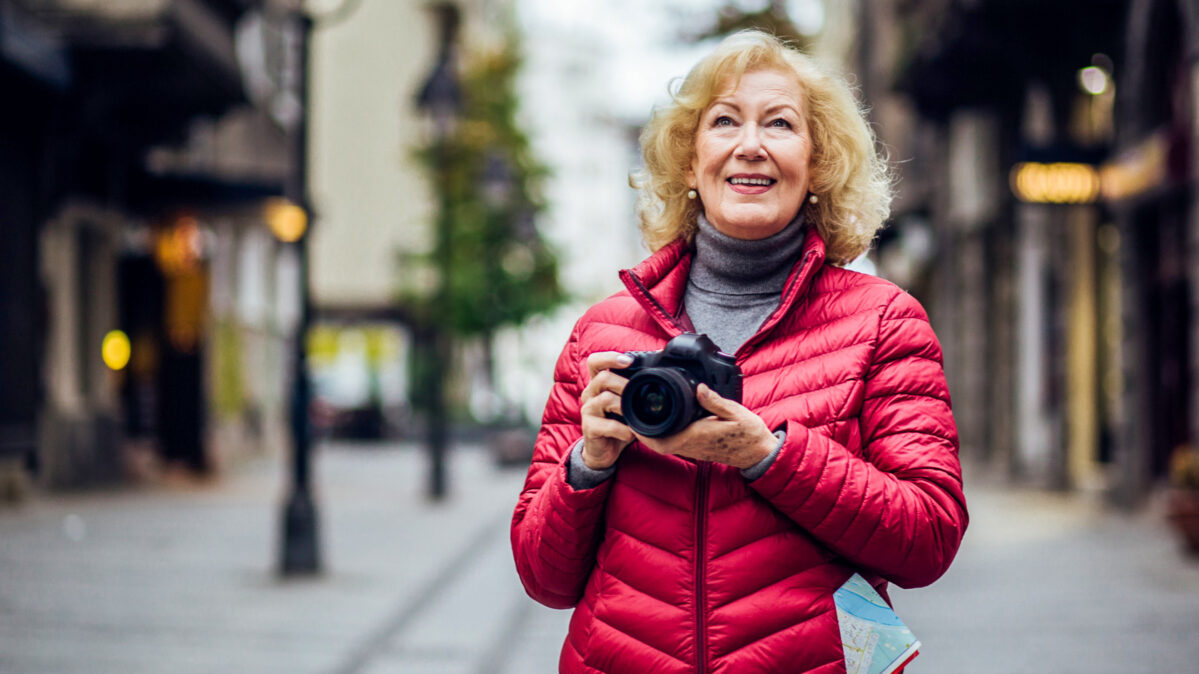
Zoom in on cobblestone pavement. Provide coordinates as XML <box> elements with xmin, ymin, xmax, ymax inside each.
<box><xmin>1</xmin><ymin>443</ymin><xmax>1196</xmax><ymax>673</ymax></box>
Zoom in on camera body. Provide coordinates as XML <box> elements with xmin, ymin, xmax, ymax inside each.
<box><xmin>609</xmin><ymin>333</ymin><xmax>742</xmax><ymax>438</ymax></box>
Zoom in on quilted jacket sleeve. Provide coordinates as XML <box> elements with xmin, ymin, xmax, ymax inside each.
<box><xmin>750</xmin><ymin>290</ymin><xmax>968</xmax><ymax>589</ymax></box>
<box><xmin>510</xmin><ymin>323</ymin><xmax>613</xmax><ymax>609</ymax></box>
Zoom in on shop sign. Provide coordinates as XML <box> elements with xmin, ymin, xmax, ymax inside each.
<box><xmin>1011</xmin><ymin>129</ymin><xmax>1176</xmax><ymax>204</ymax></box>
<box><xmin>1009</xmin><ymin>162</ymin><xmax>1101</xmax><ymax>204</ymax></box>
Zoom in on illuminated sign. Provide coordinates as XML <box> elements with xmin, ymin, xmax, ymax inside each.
<box><xmin>1009</xmin><ymin>162</ymin><xmax>1101</xmax><ymax>204</ymax></box>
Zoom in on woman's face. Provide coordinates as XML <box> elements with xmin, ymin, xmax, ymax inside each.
<box><xmin>688</xmin><ymin>68</ymin><xmax>813</xmax><ymax>240</ymax></box>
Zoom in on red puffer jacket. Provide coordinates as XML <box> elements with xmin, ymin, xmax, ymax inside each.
<box><xmin>511</xmin><ymin>228</ymin><xmax>967</xmax><ymax>673</ymax></box>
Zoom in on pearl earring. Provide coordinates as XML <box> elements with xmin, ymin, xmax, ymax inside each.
<box><xmin>809</xmin><ymin>193</ymin><xmax>818</xmax><ymax>205</ymax></box>
<box><xmin>687</xmin><ymin>189</ymin><xmax>697</xmax><ymax>200</ymax></box>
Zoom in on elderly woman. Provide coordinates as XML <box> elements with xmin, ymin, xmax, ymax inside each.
<box><xmin>511</xmin><ymin>31</ymin><xmax>967</xmax><ymax>673</ymax></box>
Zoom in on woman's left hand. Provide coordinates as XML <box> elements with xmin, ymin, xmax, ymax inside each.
<box><xmin>635</xmin><ymin>384</ymin><xmax>779</xmax><ymax>469</ymax></box>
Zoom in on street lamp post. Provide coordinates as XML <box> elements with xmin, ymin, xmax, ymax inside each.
<box><xmin>416</xmin><ymin>2</ymin><xmax>462</xmax><ymax>502</ymax></box>
<box><xmin>279</xmin><ymin>8</ymin><xmax>320</xmax><ymax>577</ymax></box>
<box><xmin>268</xmin><ymin>0</ymin><xmax>364</xmax><ymax>578</ymax></box>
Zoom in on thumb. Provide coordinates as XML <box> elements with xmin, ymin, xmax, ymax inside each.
<box><xmin>696</xmin><ymin>384</ymin><xmax>737</xmax><ymax>418</ymax></box>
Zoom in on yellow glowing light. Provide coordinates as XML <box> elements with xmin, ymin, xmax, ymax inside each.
<box><xmin>265</xmin><ymin>198</ymin><xmax>308</xmax><ymax>243</ymax></box>
<box><xmin>101</xmin><ymin>330</ymin><xmax>132</xmax><ymax>371</ymax></box>
<box><xmin>154</xmin><ymin>216</ymin><xmax>204</xmax><ymax>275</ymax></box>
<box><xmin>1010</xmin><ymin>162</ymin><xmax>1101</xmax><ymax>204</ymax></box>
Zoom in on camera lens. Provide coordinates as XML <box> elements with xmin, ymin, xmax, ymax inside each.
<box><xmin>633</xmin><ymin>382</ymin><xmax>672</xmax><ymax>425</ymax></box>
<box><xmin>621</xmin><ymin>368</ymin><xmax>698</xmax><ymax>437</ymax></box>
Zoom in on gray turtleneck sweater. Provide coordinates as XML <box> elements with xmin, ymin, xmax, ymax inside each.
<box><xmin>683</xmin><ymin>213</ymin><xmax>807</xmax><ymax>355</ymax></box>
<box><xmin>567</xmin><ymin>213</ymin><xmax>805</xmax><ymax>489</ymax></box>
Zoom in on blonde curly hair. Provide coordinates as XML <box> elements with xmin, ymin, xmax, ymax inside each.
<box><xmin>633</xmin><ymin>30</ymin><xmax>892</xmax><ymax>264</ymax></box>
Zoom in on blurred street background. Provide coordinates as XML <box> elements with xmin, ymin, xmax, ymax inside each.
<box><xmin>1</xmin><ymin>0</ymin><xmax>1198</xmax><ymax>672</ymax></box>
<box><xmin>2</xmin><ymin>443</ymin><xmax>1199</xmax><ymax>673</ymax></box>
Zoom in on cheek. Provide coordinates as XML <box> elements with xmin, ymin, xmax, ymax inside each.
<box><xmin>787</xmin><ymin>147</ymin><xmax>813</xmax><ymax>184</ymax></box>
<box><xmin>693</xmin><ymin>141</ymin><xmax>716</xmax><ymax>176</ymax></box>
<box><xmin>694</xmin><ymin>132</ymin><xmax>735</xmax><ymax>175</ymax></box>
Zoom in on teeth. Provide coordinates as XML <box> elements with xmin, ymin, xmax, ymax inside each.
<box><xmin>729</xmin><ymin>177</ymin><xmax>774</xmax><ymax>186</ymax></box>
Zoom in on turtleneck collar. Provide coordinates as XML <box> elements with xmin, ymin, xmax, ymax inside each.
<box><xmin>689</xmin><ymin>211</ymin><xmax>807</xmax><ymax>295</ymax></box>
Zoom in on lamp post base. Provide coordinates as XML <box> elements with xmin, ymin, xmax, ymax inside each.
<box><xmin>280</xmin><ymin>489</ymin><xmax>321</xmax><ymax>576</ymax></box>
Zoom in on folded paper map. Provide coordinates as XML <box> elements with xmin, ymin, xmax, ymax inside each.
<box><xmin>834</xmin><ymin>574</ymin><xmax>920</xmax><ymax>674</ymax></box>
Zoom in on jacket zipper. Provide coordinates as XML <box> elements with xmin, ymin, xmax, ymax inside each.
<box><xmin>694</xmin><ymin>461</ymin><xmax>710</xmax><ymax>674</ymax></box>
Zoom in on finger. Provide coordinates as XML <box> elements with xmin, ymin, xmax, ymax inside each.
<box><xmin>582</xmin><ymin>390</ymin><xmax>624</xmax><ymax>418</ymax></box>
<box><xmin>696</xmin><ymin>384</ymin><xmax>740</xmax><ymax>419</ymax></box>
<box><xmin>586</xmin><ymin>351</ymin><xmax>634</xmax><ymax>381</ymax></box>
<box><xmin>594</xmin><ymin>370</ymin><xmax>629</xmax><ymax>394</ymax></box>
<box><xmin>585</xmin><ymin>417</ymin><xmax>636</xmax><ymax>444</ymax></box>
<box><xmin>582</xmin><ymin>371</ymin><xmax>628</xmax><ymax>407</ymax></box>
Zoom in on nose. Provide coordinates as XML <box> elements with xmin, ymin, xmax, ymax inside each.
<box><xmin>735</xmin><ymin>123</ymin><xmax>765</xmax><ymax>160</ymax></box>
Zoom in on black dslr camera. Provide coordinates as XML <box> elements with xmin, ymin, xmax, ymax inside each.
<box><xmin>609</xmin><ymin>333</ymin><xmax>742</xmax><ymax>438</ymax></box>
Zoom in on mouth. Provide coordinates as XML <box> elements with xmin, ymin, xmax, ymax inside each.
<box><xmin>727</xmin><ymin>175</ymin><xmax>776</xmax><ymax>194</ymax></box>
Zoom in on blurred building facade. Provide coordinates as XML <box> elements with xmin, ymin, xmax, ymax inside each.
<box><xmin>0</xmin><ymin>0</ymin><xmax>305</xmax><ymax>491</ymax></box>
<box><xmin>850</xmin><ymin>0</ymin><xmax>1198</xmax><ymax>504</ymax></box>
<box><xmin>305</xmin><ymin>1</ymin><xmax>650</xmax><ymax>435</ymax></box>
<box><xmin>19</xmin><ymin>0</ymin><xmax>1193</xmax><ymax>509</ymax></box>
<box><xmin>300</xmin><ymin>0</ymin><xmax>443</xmax><ymax>440</ymax></box>
<box><xmin>305</xmin><ymin>0</ymin><xmax>527</xmax><ymax>438</ymax></box>
<box><xmin>0</xmin><ymin>0</ymin><xmax>646</xmax><ymax>497</ymax></box>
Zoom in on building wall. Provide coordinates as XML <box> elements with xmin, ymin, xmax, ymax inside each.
<box><xmin>872</xmin><ymin>0</ymin><xmax>1199</xmax><ymax>504</ymax></box>
<box><xmin>38</xmin><ymin>204</ymin><xmax>125</xmax><ymax>486</ymax></box>
<box><xmin>1185</xmin><ymin>12</ymin><xmax>1199</xmax><ymax>460</ymax></box>
<box><xmin>1108</xmin><ymin>0</ymin><xmax>1199</xmax><ymax>502</ymax></box>
<box><xmin>0</xmin><ymin>81</ymin><xmax>47</xmax><ymax>478</ymax></box>
<box><xmin>307</xmin><ymin>1</ymin><xmax>440</xmax><ymax>311</ymax></box>
<box><xmin>846</xmin><ymin>0</ymin><xmax>1138</xmax><ymax>495</ymax></box>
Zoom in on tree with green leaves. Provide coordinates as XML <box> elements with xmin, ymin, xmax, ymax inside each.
<box><xmin>403</xmin><ymin>33</ymin><xmax>564</xmax><ymax>477</ymax></box>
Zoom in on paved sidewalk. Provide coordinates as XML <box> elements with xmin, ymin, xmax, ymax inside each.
<box><xmin>2</xmin><ymin>444</ymin><xmax>1198</xmax><ymax>673</ymax></box>
<box><xmin>892</xmin><ymin>470</ymin><xmax>1199</xmax><ymax>673</ymax></box>
<box><xmin>0</xmin><ymin>441</ymin><xmax>566</xmax><ymax>674</ymax></box>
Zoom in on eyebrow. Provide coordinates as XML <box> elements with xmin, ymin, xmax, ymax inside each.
<box><xmin>707</xmin><ymin>101</ymin><xmax>801</xmax><ymax>116</ymax></box>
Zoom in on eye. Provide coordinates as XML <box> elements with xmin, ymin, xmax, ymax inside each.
<box><xmin>768</xmin><ymin>118</ymin><xmax>793</xmax><ymax>129</ymax></box>
<box><xmin>713</xmin><ymin>115</ymin><xmax>735</xmax><ymax>127</ymax></box>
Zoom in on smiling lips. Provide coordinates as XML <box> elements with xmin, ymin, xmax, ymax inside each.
<box><xmin>727</xmin><ymin>174</ymin><xmax>776</xmax><ymax>194</ymax></box>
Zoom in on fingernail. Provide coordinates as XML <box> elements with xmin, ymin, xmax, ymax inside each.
<box><xmin>615</xmin><ymin>354</ymin><xmax>634</xmax><ymax>366</ymax></box>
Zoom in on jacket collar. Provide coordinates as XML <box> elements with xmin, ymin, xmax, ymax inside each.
<box><xmin>620</xmin><ymin>226</ymin><xmax>827</xmax><ymax>352</ymax></box>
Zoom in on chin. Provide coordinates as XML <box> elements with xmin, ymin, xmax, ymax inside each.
<box><xmin>721</xmin><ymin>217</ymin><xmax>788</xmax><ymax>240</ymax></box>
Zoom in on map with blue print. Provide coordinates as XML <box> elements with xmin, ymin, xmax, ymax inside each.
<box><xmin>835</xmin><ymin>574</ymin><xmax>921</xmax><ymax>674</ymax></box>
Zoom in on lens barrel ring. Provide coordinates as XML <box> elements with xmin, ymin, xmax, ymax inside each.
<box><xmin>620</xmin><ymin>368</ymin><xmax>699</xmax><ymax>438</ymax></box>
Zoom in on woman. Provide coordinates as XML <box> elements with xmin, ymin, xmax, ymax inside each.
<box><xmin>511</xmin><ymin>31</ymin><xmax>967</xmax><ymax>673</ymax></box>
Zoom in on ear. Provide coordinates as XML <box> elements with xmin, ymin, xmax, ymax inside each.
<box><xmin>685</xmin><ymin>162</ymin><xmax>696</xmax><ymax>190</ymax></box>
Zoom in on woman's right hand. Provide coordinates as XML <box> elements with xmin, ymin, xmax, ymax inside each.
<box><xmin>579</xmin><ymin>351</ymin><xmax>637</xmax><ymax>470</ymax></box>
